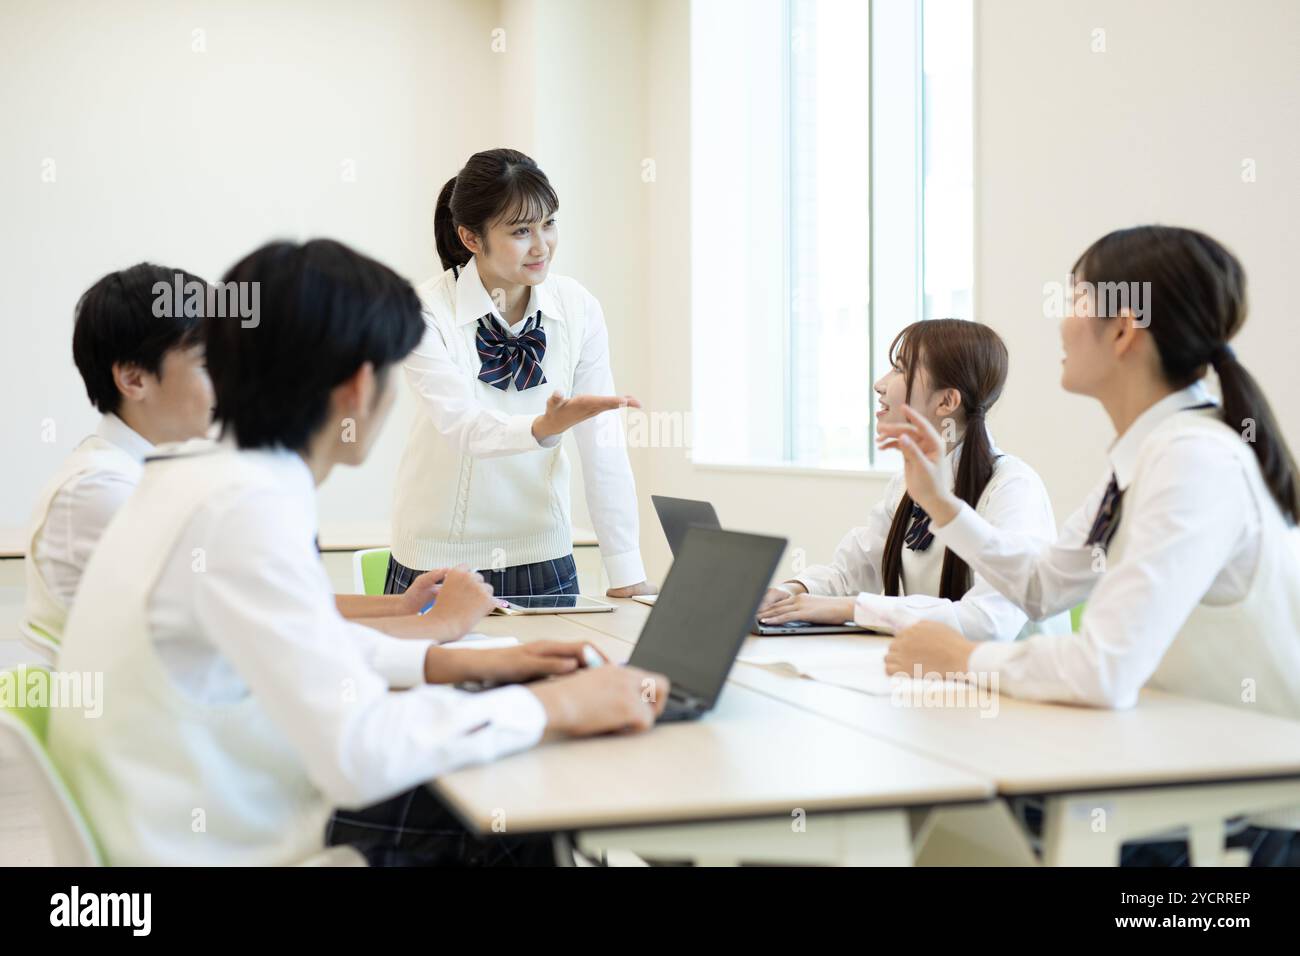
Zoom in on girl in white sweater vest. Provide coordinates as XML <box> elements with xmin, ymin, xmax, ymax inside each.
<box><xmin>388</xmin><ymin>148</ymin><xmax>654</xmax><ymax>602</ymax></box>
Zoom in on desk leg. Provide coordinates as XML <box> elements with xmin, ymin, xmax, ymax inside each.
<box><xmin>575</xmin><ymin>809</ymin><xmax>914</xmax><ymax>866</ymax></box>
<box><xmin>1040</xmin><ymin>779</ymin><xmax>1300</xmax><ymax>867</ymax></box>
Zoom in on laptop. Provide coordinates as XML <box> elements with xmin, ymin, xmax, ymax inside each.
<box><xmin>628</xmin><ymin>526</ymin><xmax>786</xmax><ymax>721</ymax></box>
<box><xmin>633</xmin><ymin>496</ymin><xmax>724</xmax><ymax>608</ymax></box>
<box><xmin>651</xmin><ymin>495</ymin><xmax>722</xmax><ymax>555</ymax></box>
<box><xmin>644</xmin><ymin>495</ymin><xmax>879</xmax><ymax>636</ymax></box>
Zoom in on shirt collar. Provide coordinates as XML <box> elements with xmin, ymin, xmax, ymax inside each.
<box><xmin>1109</xmin><ymin>380</ymin><xmax>1216</xmax><ymax>490</ymax></box>
<box><xmin>452</xmin><ymin>255</ymin><xmax>560</xmax><ymax>330</ymax></box>
<box><xmin>96</xmin><ymin>413</ymin><xmax>154</xmax><ymax>462</ymax></box>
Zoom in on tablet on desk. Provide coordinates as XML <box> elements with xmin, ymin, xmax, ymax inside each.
<box><xmin>751</xmin><ymin>619</ymin><xmax>893</xmax><ymax>636</ymax></box>
<box><xmin>492</xmin><ymin>595</ymin><xmax>616</xmax><ymax>615</ymax></box>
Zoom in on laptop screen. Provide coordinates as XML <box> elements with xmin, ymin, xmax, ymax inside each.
<box><xmin>651</xmin><ymin>496</ymin><xmax>722</xmax><ymax>557</ymax></box>
<box><xmin>629</xmin><ymin>527</ymin><xmax>786</xmax><ymax>704</ymax></box>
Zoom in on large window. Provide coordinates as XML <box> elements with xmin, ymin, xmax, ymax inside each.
<box><xmin>691</xmin><ymin>0</ymin><xmax>973</xmax><ymax>471</ymax></box>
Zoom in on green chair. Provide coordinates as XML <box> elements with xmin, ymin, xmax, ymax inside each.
<box><xmin>0</xmin><ymin>665</ymin><xmax>103</xmax><ymax>865</ymax></box>
<box><xmin>19</xmin><ymin>621</ymin><xmax>59</xmax><ymax>665</ymax></box>
<box><xmin>351</xmin><ymin>547</ymin><xmax>391</xmax><ymax>596</ymax></box>
<box><xmin>1070</xmin><ymin>603</ymin><xmax>1085</xmax><ymax>631</ymax></box>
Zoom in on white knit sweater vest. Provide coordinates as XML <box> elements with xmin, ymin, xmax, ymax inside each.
<box><xmin>390</xmin><ymin>268</ymin><xmax>588</xmax><ymax>571</ymax></box>
<box><xmin>49</xmin><ymin>444</ymin><xmax>331</xmax><ymax>865</ymax></box>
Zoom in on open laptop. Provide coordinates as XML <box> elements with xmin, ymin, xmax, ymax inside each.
<box><xmin>632</xmin><ymin>496</ymin><xmax>723</xmax><ymax>608</ymax></box>
<box><xmin>651</xmin><ymin>495</ymin><xmax>722</xmax><ymax>555</ymax></box>
<box><xmin>628</xmin><ymin>526</ymin><xmax>786</xmax><ymax>721</ymax></box>
<box><xmin>643</xmin><ymin>495</ymin><xmax>879</xmax><ymax>636</ymax></box>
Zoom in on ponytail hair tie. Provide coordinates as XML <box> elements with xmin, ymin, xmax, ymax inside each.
<box><xmin>1211</xmin><ymin>342</ymin><xmax>1237</xmax><ymax>367</ymax></box>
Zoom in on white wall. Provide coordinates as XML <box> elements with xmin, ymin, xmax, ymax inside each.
<box><xmin>974</xmin><ymin>0</ymin><xmax>1300</xmax><ymax>516</ymax></box>
<box><xmin>0</xmin><ymin>0</ymin><xmax>504</xmax><ymax>540</ymax></box>
<box><xmin>4</xmin><ymin>0</ymin><xmax>1296</xmax><ymax>584</ymax></box>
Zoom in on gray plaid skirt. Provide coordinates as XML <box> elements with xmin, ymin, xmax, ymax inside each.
<box><xmin>383</xmin><ymin>553</ymin><xmax>580</xmax><ymax>598</ymax></box>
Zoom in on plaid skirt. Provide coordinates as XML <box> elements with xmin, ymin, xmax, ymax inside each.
<box><xmin>383</xmin><ymin>553</ymin><xmax>580</xmax><ymax>598</ymax></box>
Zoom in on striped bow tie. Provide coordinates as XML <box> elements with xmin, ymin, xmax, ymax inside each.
<box><xmin>1085</xmin><ymin>473</ymin><xmax>1124</xmax><ymax>551</ymax></box>
<box><xmin>904</xmin><ymin>502</ymin><xmax>935</xmax><ymax>552</ymax></box>
<box><xmin>476</xmin><ymin>313</ymin><xmax>547</xmax><ymax>391</ymax></box>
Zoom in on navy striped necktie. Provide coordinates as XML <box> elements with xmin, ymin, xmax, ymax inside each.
<box><xmin>476</xmin><ymin>313</ymin><xmax>547</xmax><ymax>391</ymax></box>
<box><xmin>1085</xmin><ymin>473</ymin><xmax>1123</xmax><ymax>551</ymax></box>
<box><xmin>904</xmin><ymin>502</ymin><xmax>935</xmax><ymax>552</ymax></box>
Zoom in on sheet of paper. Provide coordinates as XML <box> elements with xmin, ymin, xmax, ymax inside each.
<box><xmin>737</xmin><ymin>635</ymin><xmax>967</xmax><ymax>696</ymax></box>
<box><xmin>442</xmin><ymin>634</ymin><xmax>520</xmax><ymax>650</ymax></box>
<box><xmin>738</xmin><ymin>636</ymin><xmax>894</xmax><ymax>694</ymax></box>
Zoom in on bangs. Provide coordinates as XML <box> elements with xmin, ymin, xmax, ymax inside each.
<box><xmin>494</xmin><ymin>169</ymin><xmax>559</xmax><ymax>226</ymax></box>
<box><xmin>888</xmin><ymin>323</ymin><xmax>923</xmax><ymax>377</ymax></box>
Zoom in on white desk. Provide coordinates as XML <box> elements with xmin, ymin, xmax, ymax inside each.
<box><xmin>563</xmin><ymin>600</ymin><xmax>1300</xmax><ymax>866</ymax></box>
<box><xmin>434</xmin><ymin>613</ymin><xmax>992</xmax><ymax>865</ymax></box>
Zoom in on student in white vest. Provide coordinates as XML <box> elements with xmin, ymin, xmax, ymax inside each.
<box><xmin>22</xmin><ymin>264</ymin><xmax>213</xmax><ymax>659</ymax></box>
<box><xmin>756</xmin><ymin>319</ymin><xmax>1070</xmax><ymax>641</ymax></box>
<box><xmin>387</xmin><ymin>148</ymin><xmax>654</xmax><ymax>603</ymax></box>
<box><xmin>880</xmin><ymin>225</ymin><xmax>1300</xmax><ymax>866</ymax></box>
<box><xmin>50</xmin><ymin>239</ymin><xmax>669</xmax><ymax>867</ymax></box>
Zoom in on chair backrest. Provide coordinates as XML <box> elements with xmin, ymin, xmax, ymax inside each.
<box><xmin>19</xmin><ymin>621</ymin><xmax>59</xmax><ymax>665</ymax></box>
<box><xmin>0</xmin><ymin>666</ymin><xmax>103</xmax><ymax>865</ymax></box>
<box><xmin>351</xmin><ymin>548</ymin><xmax>391</xmax><ymax>596</ymax></box>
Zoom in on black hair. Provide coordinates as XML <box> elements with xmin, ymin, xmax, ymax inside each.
<box><xmin>880</xmin><ymin>319</ymin><xmax>1009</xmax><ymax>600</ymax></box>
<box><xmin>71</xmin><ymin>263</ymin><xmax>207</xmax><ymax>414</ymax></box>
<box><xmin>206</xmin><ymin>239</ymin><xmax>424</xmax><ymax>453</ymax></box>
<box><xmin>1074</xmin><ymin>225</ymin><xmax>1299</xmax><ymax>525</ymax></box>
<box><xmin>434</xmin><ymin>148</ymin><xmax>559</xmax><ymax>271</ymax></box>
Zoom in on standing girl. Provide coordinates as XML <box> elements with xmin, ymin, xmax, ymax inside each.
<box><xmin>388</xmin><ymin>148</ymin><xmax>653</xmax><ymax>600</ymax></box>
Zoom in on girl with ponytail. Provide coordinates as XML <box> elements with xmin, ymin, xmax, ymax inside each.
<box><xmin>387</xmin><ymin>148</ymin><xmax>653</xmax><ymax>603</ymax></box>
<box><xmin>882</xmin><ymin>226</ymin><xmax>1300</xmax><ymax>727</ymax></box>
<box><xmin>758</xmin><ymin>319</ymin><xmax>1070</xmax><ymax>641</ymax></box>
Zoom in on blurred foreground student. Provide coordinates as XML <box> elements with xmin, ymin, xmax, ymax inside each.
<box><xmin>50</xmin><ymin>239</ymin><xmax>667</xmax><ymax>866</ymax></box>
<box><xmin>757</xmin><ymin>319</ymin><xmax>1069</xmax><ymax>640</ymax></box>
<box><xmin>881</xmin><ymin>226</ymin><xmax>1300</xmax><ymax>865</ymax></box>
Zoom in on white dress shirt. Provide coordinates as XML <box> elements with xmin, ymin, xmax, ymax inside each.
<box><xmin>793</xmin><ymin>438</ymin><xmax>1068</xmax><ymax>640</ymax></box>
<box><xmin>146</xmin><ymin>442</ymin><xmax>548</xmax><ymax>805</ymax></box>
<box><xmin>32</xmin><ymin>413</ymin><xmax>152</xmax><ymax>609</ymax></box>
<box><xmin>945</xmin><ymin>382</ymin><xmax>1287</xmax><ymax>709</ymax></box>
<box><xmin>392</xmin><ymin>256</ymin><xmax>644</xmax><ymax>586</ymax></box>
